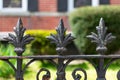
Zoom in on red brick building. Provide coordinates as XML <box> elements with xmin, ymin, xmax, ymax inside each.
<box><xmin>0</xmin><ymin>0</ymin><xmax>120</xmax><ymax>31</ymax></box>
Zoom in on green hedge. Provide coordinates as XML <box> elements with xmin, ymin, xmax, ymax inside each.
<box><xmin>26</xmin><ymin>30</ymin><xmax>80</xmax><ymax>55</ymax></box>
<box><xmin>69</xmin><ymin>5</ymin><xmax>120</xmax><ymax>55</ymax></box>
<box><xmin>0</xmin><ymin>42</ymin><xmax>15</xmax><ymax>78</ymax></box>
<box><xmin>26</xmin><ymin>30</ymin><xmax>56</xmax><ymax>55</ymax></box>
<box><xmin>0</xmin><ymin>30</ymin><xmax>56</xmax><ymax>78</ymax></box>
<box><xmin>0</xmin><ymin>42</ymin><xmax>31</xmax><ymax>78</ymax></box>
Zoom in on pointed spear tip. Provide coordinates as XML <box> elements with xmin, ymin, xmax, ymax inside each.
<box><xmin>17</xmin><ymin>17</ymin><xmax>23</xmax><ymax>26</ymax></box>
<box><xmin>15</xmin><ymin>18</ymin><xmax>23</xmax><ymax>30</ymax></box>
<box><xmin>19</xmin><ymin>17</ymin><xmax>22</xmax><ymax>20</ymax></box>
<box><xmin>19</xmin><ymin>17</ymin><xmax>23</xmax><ymax>24</ymax></box>
<box><xmin>100</xmin><ymin>17</ymin><xmax>103</xmax><ymax>20</ymax></box>
<box><xmin>59</xmin><ymin>18</ymin><xmax>63</xmax><ymax>21</ymax></box>
<box><xmin>100</xmin><ymin>17</ymin><xmax>104</xmax><ymax>23</ymax></box>
<box><xmin>59</xmin><ymin>18</ymin><xmax>64</xmax><ymax>25</ymax></box>
<box><xmin>58</xmin><ymin>18</ymin><xmax>64</xmax><ymax>29</ymax></box>
<box><xmin>99</xmin><ymin>17</ymin><xmax>105</xmax><ymax>27</ymax></box>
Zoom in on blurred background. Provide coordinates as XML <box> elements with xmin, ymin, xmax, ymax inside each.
<box><xmin>0</xmin><ymin>0</ymin><xmax>120</xmax><ymax>80</ymax></box>
<box><xmin>0</xmin><ymin>0</ymin><xmax>118</xmax><ymax>31</ymax></box>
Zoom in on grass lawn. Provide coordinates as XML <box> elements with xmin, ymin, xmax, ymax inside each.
<box><xmin>0</xmin><ymin>61</ymin><xmax>119</xmax><ymax>80</ymax></box>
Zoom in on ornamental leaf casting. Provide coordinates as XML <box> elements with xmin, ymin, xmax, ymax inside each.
<box><xmin>47</xmin><ymin>19</ymin><xmax>75</xmax><ymax>54</ymax></box>
<box><xmin>87</xmin><ymin>18</ymin><xmax>116</xmax><ymax>54</ymax></box>
<box><xmin>6</xmin><ymin>18</ymin><xmax>34</xmax><ymax>55</ymax></box>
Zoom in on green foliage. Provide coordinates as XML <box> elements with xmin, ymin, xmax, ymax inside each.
<box><xmin>0</xmin><ymin>42</ymin><xmax>15</xmax><ymax>78</ymax></box>
<box><xmin>69</xmin><ymin>5</ymin><xmax>120</xmax><ymax>54</ymax></box>
<box><xmin>0</xmin><ymin>42</ymin><xmax>30</xmax><ymax>78</ymax></box>
<box><xmin>26</xmin><ymin>30</ymin><xmax>56</xmax><ymax>55</ymax></box>
<box><xmin>26</xmin><ymin>30</ymin><xmax>80</xmax><ymax>55</ymax></box>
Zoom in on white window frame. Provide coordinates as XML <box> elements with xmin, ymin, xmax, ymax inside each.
<box><xmin>0</xmin><ymin>0</ymin><xmax>28</xmax><ymax>12</ymax></box>
<box><xmin>68</xmin><ymin>0</ymin><xmax>99</xmax><ymax>12</ymax></box>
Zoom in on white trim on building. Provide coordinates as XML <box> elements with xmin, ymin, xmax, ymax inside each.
<box><xmin>92</xmin><ymin>0</ymin><xmax>99</xmax><ymax>6</ymax></box>
<box><xmin>68</xmin><ymin>0</ymin><xmax>74</xmax><ymax>12</ymax></box>
<box><xmin>68</xmin><ymin>0</ymin><xmax>100</xmax><ymax>12</ymax></box>
<box><xmin>0</xmin><ymin>0</ymin><xmax>28</xmax><ymax>12</ymax></box>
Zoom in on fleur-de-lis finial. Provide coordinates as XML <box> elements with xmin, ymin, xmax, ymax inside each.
<box><xmin>6</xmin><ymin>18</ymin><xmax>34</xmax><ymax>55</ymax></box>
<box><xmin>47</xmin><ymin>19</ymin><xmax>75</xmax><ymax>54</ymax></box>
<box><xmin>87</xmin><ymin>18</ymin><xmax>116</xmax><ymax>54</ymax></box>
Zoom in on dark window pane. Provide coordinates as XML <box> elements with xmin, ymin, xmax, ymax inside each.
<box><xmin>100</xmin><ymin>0</ymin><xmax>109</xmax><ymax>4</ymax></box>
<box><xmin>28</xmin><ymin>0</ymin><xmax>38</xmax><ymax>12</ymax></box>
<box><xmin>57</xmin><ymin>0</ymin><xmax>68</xmax><ymax>12</ymax></box>
<box><xmin>74</xmin><ymin>0</ymin><xmax>91</xmax><ymax>8</ymax></box>
<box><xmin>3</xmin><ymin>0</ymin><xmax>22</xmax><ymax>8</ymax></box>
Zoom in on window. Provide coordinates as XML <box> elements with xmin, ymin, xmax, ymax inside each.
<box><xmin>57</xmin><ymin>0</ymin><xmax>109</xmax><ymax>12</ymax></box>
<box><xmin>0</xmin><ymin>0</ymin><xmax>28</xmax><ymax>12</ymax></box>
<box><xmin>68</xmin><ymin>0</ymin><xmax>99</xmax><ymax>11</ymax></box>
<box><xmin>74</xmin><ymin>0</ymin><xmax>91</xmax><ymax>8</ymax></box>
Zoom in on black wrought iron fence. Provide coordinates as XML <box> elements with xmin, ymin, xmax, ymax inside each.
<box><xmin>0</xmin><ymin>17</ymin><xmax>119</xmax><ymax>80</ymax></box>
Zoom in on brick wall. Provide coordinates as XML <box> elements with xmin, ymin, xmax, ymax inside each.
<box><xmin>0</xmin><ymin>16</ymin><xmax>69</xmax><ymax>31</ymax></box>
<box><xmin>0</xmin><ymin>16</ymin><xmax>29</xmax><ymax>31</ymax></box>
<box><xmin>0</xmin><ymin>0</ymin><xmax>61</xmax><ymax>31</ymax></box>
<box><xmin>38</xmin><ymin>0</ymin><xmax>57</xmax><ymax>12</ymax></box>
<box><xmin>110</xmin><ymin>0</ymin><xmax>120</xmax><ymax>5</ymax></box>
<box><xmin>1</xmin><ymin>0</ymin><xmax>120</xmax><ymax>32</ymax></box>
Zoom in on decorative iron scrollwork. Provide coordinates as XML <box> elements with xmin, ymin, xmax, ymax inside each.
<box><xmin>87</xmin><ymin>18</ymin><xmax>116</xmax><ymax>54</ymax></box>
<box><xmin>0</xmin><ymin>17</ymin><xmax>119</xmax><ymax>80</ymax></box>
<box><xmin>117</xmin><ymin>70</ymin><xmax>120</xmax><ymax>80</ymax></box>
<box><xmin>47</xmin><ymin>19</ymin><xmax>75</xmax><ymax>54</ymax></box>
<box><xmin>36</xmin><ymin>68</ymin><xmax>51</xmax><ymax>80</ymax></box>
<box><xmin>72</xmin><ymin>68</ymin><xmax>87</xmax><ymax>80</ymax></box>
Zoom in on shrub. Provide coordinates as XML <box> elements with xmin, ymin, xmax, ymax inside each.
<box><xmin>0</xmin><ymin>42</ymin><xmax>15</xmax><ymax>78</ymax></box>
<box><xmin>0</xmin><ymin>30</ymin><xmax>79</xmax><ymax>78</ymax></box>
<box><xmin>26</xmin><ymin>30</ymin><xmax>56</xmax><ymax>55</ymax></box>
<box><xmin>69</xmin><ymin>5</ymin><xmax>120</xmax><ymax>55</ymax></box>
<box><xmin>26</xmin><ymin>30</ymin><xmax>79</xmax><ymax>55</ymax></box>
<box><xmin>0</xmin><ymin>42</ymin><xmax>30</xmax><ymax>78</ymax></box>
<box><xmin>0</xmin><ymin>30</ymin><xmax>56</xmax><ymax>78</ymax></box>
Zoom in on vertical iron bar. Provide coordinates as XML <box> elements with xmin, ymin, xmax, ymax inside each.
<box><xmin>47</xmin><ymin>19</ymin><xmax>74</xmax><ymax>80</ymax></box>
<box><xmin>6</xmin><ymin>18</ymin><xmax>34</xmax><ymax>80</ymax></box>
<box><xmin>97</xmin><ymin>58</ymin><xmax>106</xmax><ymax>80</ymax></box>
<box><xmin>57</xmin><ymin>59</ymin><xmax>66</xmax><ymax>80</ymax></box>
<box><xmin>16</xmin><ymin>55</ymin><xmax>23</xmax><ymax>80</ymax></box>
<box><xmin>87</xmin><ymin>18</ymin><xmax>116</xmax><ymax>80</ymax></box>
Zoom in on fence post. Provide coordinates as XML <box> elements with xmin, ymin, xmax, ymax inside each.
<box><xmin>87</xmin><ymin>18</ymin><xmax>116</xmax><ymax>80</ymax></box>
<box><xmin>47</xmin><ymin>19</ymin><xmax>75</xmax><ymax>80</ymax></box>
<box><xmin>6</xmin><ymin>18</ymin><xmax>34</xmax><ymax>80</ymax></box>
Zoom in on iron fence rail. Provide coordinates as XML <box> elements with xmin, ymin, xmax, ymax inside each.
<box><xmin>0</xmin><ymin>55</ymin><xmax>120</xmax><ymax>59</ymax></box>
<box><xmin>0</xmin><ymin>17</ymin><xmax>119</xmax><ymax>80</ymax></box>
